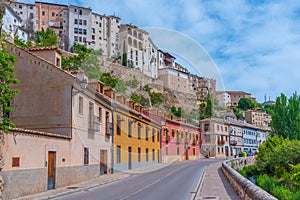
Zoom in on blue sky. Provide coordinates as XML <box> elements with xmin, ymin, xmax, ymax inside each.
<box><xmin>20</xmin><ymin>0</ymin><xmax>300</xmax><ymax>102</ymax></box>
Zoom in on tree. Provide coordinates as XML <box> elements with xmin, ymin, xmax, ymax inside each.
<box><xmin>271</xmin><ymin>93</ymin><xmax>300</xmax><ymax>140</ymax></box>
<box><xmin>34</xmin><ymin>28</ymin><xmax>58</xmax><ymax>47</ymax></box>
<box><xmin>62</xmin><ymin>43</ymin><xmax>93</xmax><ymax>71</ymax></box>
<box><xmin>238</xmin><ymin>97</ymin><xmax>255</xmax><ymax>110</ymax></box>
<box><xmin>122</xmin><ymin>40</ymin><xmax>127</xmax><ymax>66</ymax></box>
<box><xmin>0</xmin><ymin>12</ymin><xmax>20</xmax><ymax>133</ymax></box>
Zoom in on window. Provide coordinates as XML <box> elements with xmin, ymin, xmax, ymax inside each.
<box><xmin>79</xmin><ymin>9</ymin><xmax>82</xmax><ymax>15</ymax></box>
<box><xmin>145</xmin><ymin>127</ymin><xmax>148</xmax><ymax>141</ymax></box>
<box><xmin>74</xmin><ymin>36</ymin><xmax>78</xmax><ymax>42</ymax></box>
<box><xmin>205</xmin><ymin>135</ymin><xmax>210</xmax><ymax>142</ymax></box>
<box><xmin>152</xmin><ymin>149</ymin><xmax>155</xmax><ymax>161</ymax></box>
<box><xmin>138</xmin><ymin>147</ymin><xmax>141</xmax><ymax>162</ymax></box>
<box><xmin>74</xmin><ymin>8</ymin><xmax>77</xmax><ymax>12</ymax></box>
<box><xmin>79</xmin><ymin>19</ymin><xmax>82</xmax><ymax>25</ymax></box>
<box><xmin>84</xmin><ymin>147</ymin><xmax>89</xmax><ymax>165</ymax></box>
<box><xmin>152</xmin><ymin>129</ymin><xmax>155</xmax><ymax>142</ymax></box>
<box><xmin>177</xmin><ymin>146</ymin><xmax>180</xmax><ymax>155</ymax></box>
<box><xmin>42</xmin><ymin>11</ymin><xmax>45</xmax><ymax>16</ymax></box>
<box><xmin>146</xmin><ymin>148</ymin><xmax>149</xmax><ymax>161</ymax></box>
<box><xmin>19</xmin><ymin>5</ymin><xmax>22</xmax><ymax>9</ymax></box>
<box><xmin>12</xmin><ymin>157</ymin><xmax>20</xmax><ymax>167</ymax></box>
<box><xmin>83</xmin><ymin>29</ymin><xmax>87</xmax><ymax>35</ymax></box>
<box><xmin>98</xmin><ymin>107</ymin><xmax>102</xmax><ymax>123</ymax></box>
<box><xmin>79</xmin><ymin>37</ymin><xmax>82</xmax><ymax>42</ymax></box>
<box><xmin>193</xmin><ymin>148</ymin><xmax>196</xmax><ymax>155</ymax></box>
<box><xmin>157</xmin><ymin>130</ymin><xmax>160</xmax><ymax>142</ymax></box>
<box><xmin>88</xmin><ymin>103</ymin><xmax>94</xmax><ymax>130</ymax></box>
<box><xmin>138</xmin><ymin>124</ymin><xmax>141</xmax><ymax>139</ymax></box>
<box><xmin>74</xmin><ymin>19</ymin><xmax>78</xmax><ymax>24</ymax></box>
<box><xmin>29</xmin><ymin>13</ymin><xmax>34</xmax><ymax>18</ymax></box>
<box><xmin>172</xmin><ymin>129</ymin><xmax>175</xmax><ymax>137</ymax></box>
<box><xmin>92</xmin><ymin>28</ymin><xmax>95</xmax><ymax>34</ymax></box>
<box><xmin>74</xmin><ymin>28</ymin><xmax>78</xmax><ymax>34</ymax></box>
<box><xmin>83</xmin><ymin>20</ymin><xmax>87</xmax><ymax>26</ymax></box>
<box><xmin>204</xmin><ymin>124</ymin><xmax>210</xmax><ymax>131</ymax></box>
<box><xmin>116</xmin><ymin>146</ymin><xmax>121</xmax><ymax>163</ymax></box>
<box><xmin>128</xmin><ymin>121</ymin><xmax>132</xmax><ymax>137</ymax></box>
<box><xmin>79</xmin><ymin>28</ymin><xmax>82</xmax><ymax>34</ymax></box>
<box><xmin>79</xmin><ymin>96</ymin><xmax>83</xmax><ymax>115</ymax></box>
<box><xmin>116</xmin><ymin>115</ymin><xmax>121</xmax><ymax>135</ymax></box>
<box><xmin>52</xmin><ymin>12</ymin><xmax>55</xmax><ymax>17</ymax></box>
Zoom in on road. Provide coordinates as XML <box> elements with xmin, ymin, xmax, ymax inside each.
<box><xmin>57</xmin><ymin>159</ymin><xmax>220</xmax><ymax>200</ymax></box>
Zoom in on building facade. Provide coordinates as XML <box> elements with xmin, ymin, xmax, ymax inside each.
<box><xmin>245</xmin><ymin>109</ymin><xmax>271</xmax><ymax>127</ymax></box>
<box><xmin>226</xmin><ymin>91</ymin><xmax>253</xmax><ymax>107</ymax></box>
<box><xmin>119</xmin><ymin>24</ymin><xmax>158</xmax><ymax>78</ymax></box>
<box><xmin>158</xmin><ymin>68</ymin><xmax>190</xmax><ymax>93</ymax></box>
<box><xmin>4</xmin><ymin>42</ymin><xmax>113</xmax><ymax>199</ymax></box>
<box><xmin>113</xmin><ymin>97</ymin><xmax>161</xmax><ymax>172</ymax></box>
<box><xmin>2</xmin><ymin>5</ymin><xmax>29</xmax><ymax>42</ymax></box>
<box><xmin>8</xmin><ymin>1</ymin><xmax>37</xmax><ymax>32</ymax></box>
<box><xmin>200</xmin><ymin>118</ymin><xmax>230</xmax><ymax>158</ymax></box>
<box><xmin>216</xmin><ymin>91</ymin><xmax>231</xmax><ymax>107</ymax></box>
<box><xmin>242</xmin><ymin>126</ymin><xmax>258</xmax><ymax>154</ymax></box>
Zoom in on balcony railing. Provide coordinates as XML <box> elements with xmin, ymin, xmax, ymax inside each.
<box><xmin>105</xmin><ymin>122</ymin><xmax>112</xmax><ymax>136</ymax></box>
<box><xmin>217</xmin><ymin>140</ymin><xmax>225</xmax><ymax>145</ymax></box>
<box><xmin>88</xmin><ymin>115</ymin><xmax>100</xmax><ymax>132</ymax></box>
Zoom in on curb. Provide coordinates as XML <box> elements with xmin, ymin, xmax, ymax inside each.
<box><xmin>190</xmin><ymin>165</ymin><xmax>207</xmax><ymax>200</ymax></box>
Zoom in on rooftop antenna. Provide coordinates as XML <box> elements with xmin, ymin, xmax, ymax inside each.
<box><xmin>264</xmin><ymin>94</ymin><xmax>267</xmax><ymax>103</ymax></box>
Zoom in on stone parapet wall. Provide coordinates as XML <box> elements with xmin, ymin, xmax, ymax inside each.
<box><xmin>222</xmin><ymin>158</ymin><xmax>277</xmax><ymax>200</ymax></box>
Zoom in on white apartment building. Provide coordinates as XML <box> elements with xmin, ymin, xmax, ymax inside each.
<box><xmin>91</xmin><ymin>13</ymin><xmax>120</xmax><ymax>57</ymax></box>
<box><xmin>62</xmin><ymin>5</ymin><xmax>92</xmax><ymax>50</ymax></box>
<box><xmin>119</xmin><ymin>24</ymin><xmax>158</xmax><ymax>78</ymax></box>
<box><xmin>2</xmin><ymin>5</ymin><xmax>29</xmax><ymax>42</ymax></box>
<box><xmin>216</xmin><ymin>91</ymin><xmax>231</xmax><ymax>107</ymax></box>
<box><xmin>8</xmin><ymin>1</ymin><xmax>37</xmax><ymax>32</ymax></box>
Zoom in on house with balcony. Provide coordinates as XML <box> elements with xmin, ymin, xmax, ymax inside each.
<box><xmin>242</xmin><ymin>125</ymin><xmax>258</xmax><ymax>154</ymax></box>
<box><xmin>228</xmin><ymin>121</ymin><xmax>244</xmax><ymax>157</ymax></box>
<box><xmin>3</xmin><ymin>42</ymin><xmax>114</xmax><ymax>199</ymax></box>
<box><xmin>200</xmin><ymin>118</ymin><xmax>230</xmax><ymax>158</ymax></box>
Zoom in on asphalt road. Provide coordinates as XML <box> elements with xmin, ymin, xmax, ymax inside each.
<box><xmin>57</xmin><ymin>159</ymin><xmax>220</xmax><ymax>200</ymax></box>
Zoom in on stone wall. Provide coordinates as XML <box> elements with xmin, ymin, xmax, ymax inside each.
<box><xmin>222</xmin><ymin>158</ymin><xmax>277</xmax><ymax>200</ymax></box>
<box><xmin>1</xmin><ymin>164</ymin><xmax>99</xmax><ymax>199</ymax></box>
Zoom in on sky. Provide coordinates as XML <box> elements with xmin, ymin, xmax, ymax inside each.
<box><xmin>20</xmin><ymin>0</ymin><xmax>300</xmax><ymax>102</ymax></box>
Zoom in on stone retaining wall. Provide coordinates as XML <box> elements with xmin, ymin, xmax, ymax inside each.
<box><xmin>222</xmin><ymin>158</ymin><xmax>277</xmax><ymax>200</ymax></box>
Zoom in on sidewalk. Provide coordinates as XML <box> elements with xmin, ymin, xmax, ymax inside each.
<box><xmin>13</xmin><ymin>163</ymin><xmax>167</xmax><ymax>200</ymax></box>
<box><xmin>198</xmin><ymin>161</ymin><xmax>240</xmax><ymax>200</ymax></box>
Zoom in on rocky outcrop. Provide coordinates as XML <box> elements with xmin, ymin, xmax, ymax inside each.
<box><xmin>222</xmin><ymin>158</ymin><xmax>277</xmax><ymax>200</ymax></box>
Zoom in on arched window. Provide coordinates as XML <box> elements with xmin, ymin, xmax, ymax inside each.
<box><xmin>127</xmin><ymin>28</ymin><xmax>132</xmax><ymax>35</ymax></box>
<box><xmin>138</xmin><ymin>33</ymin><xmax>143</xmax><ymax>40</ymax></box>
<box><xmin>128</xmin><ymin>37</ymin><xmax>132</xmax><ymax>46</ymax></box>
<box><xmin>133</xmin><ymin>39</ymin><xmax>137</xmax><ymax>48</ymax></box>
<box><xmin>133</xmin><ymin>30</ymin><xmax>137</xmax><ymax>38</ymax></box>
<box><xmin>138</xmin><ymin>42</ymin><xmax>142</xmax><ymax>50</ymax></box>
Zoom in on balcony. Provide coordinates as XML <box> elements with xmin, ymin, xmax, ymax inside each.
<box><xmin>217</xmin><ymin>140</ymin><xmax>225</xmax><ymax>145</ymax></box>
<box><xmin>230</xmin><ymin>140</ymin><xmax>237</xmax><ymax>146</ymax></box>
<box><xmin>88</xmin><ymin>115</ymin><xmax>100</xmax><ymax>132</ymax></box>
<box><xmin>105</xmin><ymin>122</ymin><xmax>112</xmax><ymax>136</ymax></box>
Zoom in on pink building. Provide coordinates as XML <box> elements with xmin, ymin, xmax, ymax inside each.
<box><xmin>144</xmin><ymin>108</ymin><xmax>201</xmax><ymax>163</ymax></box>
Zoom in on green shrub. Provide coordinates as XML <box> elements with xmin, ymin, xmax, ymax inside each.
<box><xmin>238</xmin><ymin>165</ymin><xmax>257</xmax><ymax>178</ymax></box>
<box><xmin>256</xmin><ymin>174</ymin><xmax>281</xmax><ymax>193</ymax></box>
<box><xmin>271</xmin><ymin>186</ymin><xmax>293</xmax><ymax>200</ymax></box>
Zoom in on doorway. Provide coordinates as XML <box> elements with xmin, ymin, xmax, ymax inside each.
<box><xmin>128</xmin><ymin>147</ymin><xmax>132</xmax><ymax>170</ymax></box>
<box><xmin>185</xmin><ymin>149</ymin><xmax>189</xmax><ymax>160</ymax></box>
<box><xmin>100</xmin><ymin>150</ymin><xmax>108</xmax><ymax>175</ymax></box>
<box><xmin>47</xmin><ymin>151</ymin><xmax>56</xmax><ymax>190</ymax></box>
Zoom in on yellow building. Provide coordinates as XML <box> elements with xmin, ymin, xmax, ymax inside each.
<box><xmin>112</xmin><ymin>96</ymin><xmax>161</xmax><ymax>172</ymax></box>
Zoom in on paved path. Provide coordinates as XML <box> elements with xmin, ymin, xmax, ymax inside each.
<box><xmin>198</xmin><ymin>161</ymin><xmax>240</xmax><ymax>200</ymax></box>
